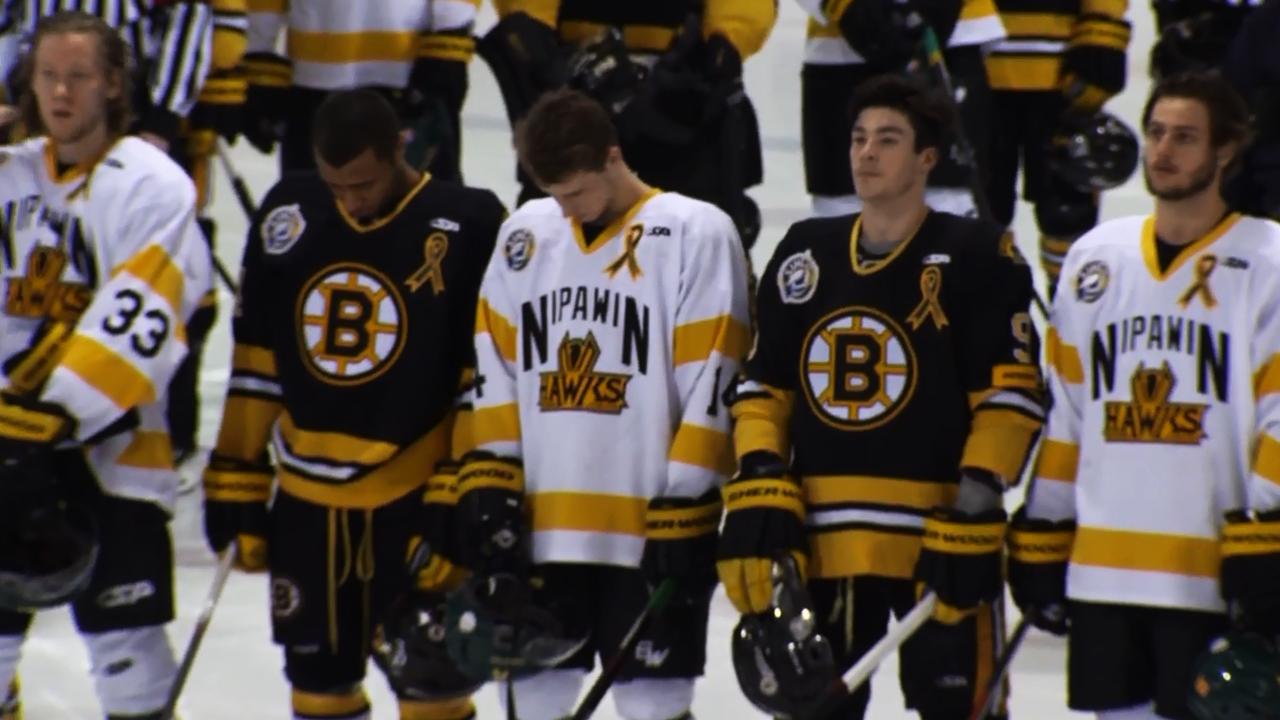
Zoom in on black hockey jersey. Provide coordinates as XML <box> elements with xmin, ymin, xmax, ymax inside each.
<box><xmin>733</xmin><ymin>211</ymin><xmax>1044</xmax><ymax>579</ymax></box>
<box><xmin>205</xmin><ymin>173</ymin><xmax>503</xmax><ymax>508</ymax></box>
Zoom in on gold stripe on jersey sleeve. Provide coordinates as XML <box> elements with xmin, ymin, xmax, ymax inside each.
<box><xmin>670</xmin><ymin>422</ymin><xmax>734</xmax><ymax>475</ymax></box>
<box><xmin>472</xmin><ymin>402</ymin><xmax>521</xmax><ymax>446</ymax></box>
<box><xmin>233</xmin><ymin>343</ymin><xmax>277</xmax><ymax>376</ymax></box>
<box><xmin>279</xmin><ymin>420</ymin><xmax>450</xmax><ymax>508</ymax></box>
<box><xmin>673</xmin><ymin>314</ymin><xmax>750</xmax><ymax>367</ymax></box>
<box><xmin>244</xmin><ymin>54</ymin><xmax>291</xmax><ymax>87</ymax></box>
<box><xmin>476</xmin><ymin>298</ymin><xmax>517</xmax><ymax>362</ymax></box>
<box><xmin>962</xmin><ymin>0</ymin><xmax>1000</xmax><ymax>21</ymax></box>
<box><xmin>288</xmin><ymin>30</ymin><xmax>417</xmax><ymax>64</ymax></box>
<box><xmin>1254</xmin><ymin>354</ymin><xmax>1280</xmax><ymax>397</ymax></box>
<box><xmin>1080</xmin><ymin>0</ymin><xmax>1127</xmax><ymax>20</ymax></box>
<box><xmin>809</xmin><ymin>528</ymin><xmax>920</xmax><ymax>579</ymax></box>
<box><xmin>732</xmin><ymin>389</ymin><xmax>793</xmax><ymax>460</ymax></box>
<box><xmin>1000</xmin><ymin>12</ymin><xmax>1074</xmax><ymax>37</ymax></box>
<box><xmin>204</xmin><ymin>464</ymin><xmax>273</xmax><ymax>502</ymax></box>
<box><xmin>1035</xmin><ymin>439</ymin><xmax>1079</xmax><ymax>482</ymax></box>
<box><xmin>961</xmin><ymin>407</ymin><xmax>1041</xmax><ymax>482</ymax></box>
<box><xmin>113</xmin><ymin>244</ymin><xmax>186</xmax><ymax>319</ymax></box>
<box><xmin>493</xmin><ymin>0</ymin><xmax>560</xmax><ymax>27</ymax></box>
<box><xmin>1253</xmin><ymin>433</ymin><xmax>1280</xmax><ymax>487</ymax></box>
<box><xmin>278</xmin><ymin>411</ymin><xmax>399</xmax><ymax>466</ymax></box>
<box><xmin>116</xmin><ymin>431</ymin><xmax>173</xmax><ymax>470</ymax></box>
<box><xmin>985</xmin><ymin>55</ymin><xmax>1062</xmax><ymax>91</ymax></box>
<box><xmin>213</xmin><ymin>394</ymin><xmax>281</xmax><ymax>460</ymax></box>
<box><xmin>1072</xmin><ymin>526</ymin><xmax>1219</xmax><ymax>578</ymax></box>
<box><xmin>805</xmin><ymin>475</ymin><xmax>957</xmax><ymax>510</ymax></box>
<box><xmin>530</xmin><ymin>491</ymin><xmax>648</xmax><ymax>535</ymax></box>
<box><xmin>418</xmin><ymin>34</ymin><xmax>476</xmax><ymax>62</ymax></box>
<box><xmin>558</xmin><ymin>21</ymin><xmax>677</xmax><ymax>53</ymax></box>
<box><xmin>1072</xmin><ymin>17</ymin><xmax>1130</xmax><ymax>51</ymax></box>
<box><xmin>291</xmin><ymin>689</ymin><xmax>369</xmax><ymax>718</ymax></box>
<box><xmin>1046</xmin><ymin>327</ymin><xmax>1084</xmax><ymax>384</ymax></box>
<box><xmin>991</xmin><ymin>363</ymin><xmax>1043</xmax><ymax>391</ymax></box>
<box><xmin>247</xmin><ymin>0</ymin><xmax>285</xmax><ymax>12</ymax></box>
<box><xmin>60</xmin><ymin>335</ymin><xmax>156</xmax><ymax>409</ymax></box>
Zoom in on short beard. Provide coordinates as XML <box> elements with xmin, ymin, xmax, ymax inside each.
<box><xmin>1144</xmin><ymin>156</ymin><xmax>1218</xmax><ymax>201</ymax></box>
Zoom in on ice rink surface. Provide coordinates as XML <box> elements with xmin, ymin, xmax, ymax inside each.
<box><xmin>18</xmin><ymin>1</ymin><xmax>1167</xmax><ymax>716</ymax></box>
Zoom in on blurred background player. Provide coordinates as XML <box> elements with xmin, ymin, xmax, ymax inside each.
<box><xmin>1148</xmin><ymin>0</ymin><xmax>1261</xmax><ymax>79</ymax></box>
<box><xmin>796</xmin><ymin>0</ymin><xmax>1004</xmax><ymax>219</ymax></box>
<box><xmin>240</xmin><ymin>0</ymin><xmax>479</xmax><ymax>182</ymax></box>
<box><xmin>1007</xmin><ymin>73</ymin><xmax>1280</xmax><ymax>720</ymax></box>
<box><xmin>1</xmin><ymin>0</ymin><xmax>246</xmax><ymax>473</ymax></box>
<box><xmin>478</xmin><ymin>0</ymin><xmax>775</xmax><ymax>248</ymax></box>
<box><xmin>719</xmin><ymin>75</ymin><xmax>1043</xmax><ymax>720</ymax></box>
<box><xmin>454</xmin><ymin>88</ymin><xmax>750</xmax><ymax>720</ymax></box>
<box><xmin>1223</xmin><ymin>0</ymin><xmax>1280</xmax><ymax>220</ymax></box>
<box><xmin>202</xmin><ymin>88</ymin><xmax>504</xmax><ymax>720</ymax></box>
<box><xmin>0</xmin><ymin>12</ymin><xmax>213</xmax><ymax>719</ymax></box>
<box><xmin>983</xmin><ymin>0</ymin><xmax>1132</xmax><ymax>297</ymax></box>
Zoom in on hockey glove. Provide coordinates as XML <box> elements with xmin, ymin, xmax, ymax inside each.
<box><xmin>717</xmin><ymin>451</ymin><xmax>809</xmax><ymax>615</ymax></box>
<box><xmin>1060</xmin><ymin>13</ymin><xmax>1131</xmax><ymax>114</ymax></box>
<box><xmin>403</xmin><ymin>58</ymin><xmax>468</xmax><ymax>123</ymax></box>
<box><xmin>702</xmin><ymin>33</ymin><xmax>742</xmax><ymax>86</ymax></box>
<box><xmin>202</xmin><ymin>454</ymin><xmax>270</xmax><ymax>572</ymax></box>
<box><xmin>454</xmin><ymin>451</ymin><xmax>528</xmax><ymax>577</ymax></box>
<box><xmin>914</xmin><ymin>481</ymin><xmax>1007</xmax><ymax>624</ymax></box>
<box><xmin>1221</xmin><ymin>508</ymin><xmax>1280</xmax><ymax>636</ymax></box>
<box><xmin>839</xmin><ymin>0</ymin><xmax>961</xmax><ymax>71</ymax></box>
<box><xmin>0</xmin><ymin>393</ymin><xmax>73</xmax><ymax>465</ymax></box>
<box><xmin>641</xmin><ymin>488</ymin><xmax>723</xmax><ymax>604</ymax></box>
<box><xmin>190</xmin><ymin>68</ymin><xmax>247</xmax><ymax>143</ymax></box>
<box><xmin>1007</xmin><ymin>507</ymin><xmax>1074</xmax><ymax>635</ymax></box>
<box><xmin>408</xmin><ymin>460</ymin><xmax>469</xmax><ymax>593</ymax></box>
<box><xmin>240</xmin><ymin>52</ymin><xmax>291</xmax><ymax>154</ymax></box>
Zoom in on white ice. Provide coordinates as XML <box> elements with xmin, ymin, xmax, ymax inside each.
<box><xmin>18</xmin><ymin>1</ymin><xmax>1163</xmax><ymax>715</ymax></box>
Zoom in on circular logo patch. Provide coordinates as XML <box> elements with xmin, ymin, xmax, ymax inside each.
<box><xmin>1075</xmin><ymin>260</ymin><xmax>1110</xmax><ymax>303</ymax></box>
<box><xmin>778</xmin><ymin>250</ymin><xmax>820</xmax><ymax>305</ymax></box>
<box><xmin>504</xmin><ymin>228</ymin><xmax>536</xmax><ymax>271</ymax></box>
<box><xmin>296</xmin><ymin>263</ymin><xmax>406</xmax><ymax>386</ymax></box>
<box><xmin>800</xmin><ymin>306</ymin><xmax>917</xmax><ymax>430</ymax></box>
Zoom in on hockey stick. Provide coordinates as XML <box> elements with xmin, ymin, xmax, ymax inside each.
<box><xmin>568</xmin><ymin>578</ymin><xmax>678</xmax><ymax>720</ymax></box>
<box><xmin>968</xmin><ymin>615</ymin><xmax>1031</xmax><ymax>720</ymax></box>
<box><xmin>215</xmin><ymin>138</ymin><xmax>260</xmax><ymax>220</ymax></box>
<box><xmin>160</xmin><ymin>544</ymin><xmax>238</xmax><ymax>720</ymax></box>
<box><xmin>911</xmin><ymin>28</ymin><xmax>1051</xmax><ymax>321</ymax></box>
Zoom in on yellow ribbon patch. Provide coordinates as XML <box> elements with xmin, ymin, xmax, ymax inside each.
<box><xmin>405</xmin><ymin>232</ymin><xmax>449</xmax><ymax>294</ymax></box>
<box><xmin>1178</xmin><ymin>255</ymin><xmax>1218</xmax><ymax>309</ymax></box>
<box><xmin>605</xmin><ymin>224</ymin><xmax>644</xmax><ymax>279</ymax></box>
<box><xmin>907</xmin><ymin>266</ymin><xmax>948</xmax><ymax>330</ymax></box>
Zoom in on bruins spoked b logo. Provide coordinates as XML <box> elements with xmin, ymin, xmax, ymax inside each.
<box><xmin>801</xmin><ymin>306</ymin><xmax>917</xmax><ymax>430</ymax></box>
<box><xmin>297</xmin><ymin>263</ymin><xmax>406</xmax><ymax>385</ymax></box>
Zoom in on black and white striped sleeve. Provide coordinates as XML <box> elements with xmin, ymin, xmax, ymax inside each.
<box><xmin>141</xmin><ymin>0</ymin><xmax>214</xmax><ymax>136</ymax></box>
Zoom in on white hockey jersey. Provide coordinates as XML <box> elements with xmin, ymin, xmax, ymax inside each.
<box><xmin>795</xmin><ymin>0</ymin><xmax>1006</xmax><ymax>65</ymax></box>
<box><xmin>472</xmin><ymin>191</ymin><xmax>751</xmax><ymax>568</ymax></box>
<box><xmin>0</xmin><ymin>136</ymin><xmax>213</xmax><ymax>512</ymax></box>
<box><xmin>246</xmin><ymin>0</ymin><xmax>478</xmax><ymax>91</ymax></box>
<box><xmin>1027</xmin><ymin>212</ymin><xmax>1280</xmax><ymax>613</ymax></box>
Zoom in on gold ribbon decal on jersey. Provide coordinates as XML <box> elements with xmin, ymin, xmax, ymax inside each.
<box><xmin>1177</xmin><ymin>255</ymin><xmax>1218</xmax><ymax>309</ymax></box>
<box><xmin>405</xmin><ymin>232</ymin><xmax>449</xmax><ymax>294</ymax></box>
<box><xmin>907</xmin><ymin>266</ymin><xmax>948</xmax><ymax>330</ymax></box>
<box><xmin>605</xmin><ymin>224</ymin><xmax>644</xmax><ymax>279</ymax></box>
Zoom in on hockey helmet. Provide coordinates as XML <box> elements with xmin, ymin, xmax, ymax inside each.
<box><xmin>731</xmin><ymin>556</ymin><xmax>837</xmax><ymax>719</ymax></box>
<box><xmin>0</xmin><ymin>493</ymin><xmax>98</xmax><ymax>611</ymax></box>
<box><xmin>1047</xmin><ymin>111</ymin><xmax>1140</xmax><ymax>193</ymax></box>
<box><xmin>567</xmin><ymin>27</ymin><xmax>647</xmax><ymax>116</ymax></box>
<box><xmin>372</xmin><ymin>591</ymin><xmax>484</xmax><ymax>700</ymax></box>
<box><xmin>1150</xmin><ymin>12</ymin><xmax>1234</xmax><ymax>80</ymax></box>
<box><xmin>1188</xmin><ymin>632</ymin><xmax>1280</xmax><ymax>720</ymax></box>
<box><xmin>444</xmin><ymin>572</ymin><xmax>587</xmax><ymax>681</ymax></box>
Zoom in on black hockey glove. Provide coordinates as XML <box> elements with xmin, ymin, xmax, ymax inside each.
<box><xmin>190</xmin><ymin>68</ymin><xmax>247</xmax><ymax>143</ymax></box>
<box><xmin>717</xmin><ymin>451</ymin><xmax>809</xmax><ymax>615</ymax></box>
<box><xmin>409</xmin><ymin>460</ymin><xmax>468</xmax><ymax>593</ymax></box>
<box><xmin>641</xmin><ymin>488</ymin><xmax>723</xmax><ymax>604</ymax></box>
<box><xmin>1221</xmin><ymin>508</ymin><xmax>1280</xmax><ymax>636</ymax></box>
<box><xmin>454</xmin><ymin>451</ymin><xmax>528</xmax><ymax>577</ymax></box>
<box><xmin>402</xmin><ymin>58</ymin><xmax>468</xmax><ymax>124</ymax></box>
<box><xmin>0</xmin><ymin>393</ymin><xmax>74</xmax><ymax>473</ymax></box>
<box><xmin>702</xmin><ymin>33</ymin><xmax>742</xmax><ymax>86</ymax></box>
<box><xmin>1007</xmin><ymin>507</ymin><xmax>1074</xmax><ymax>636</ymax></box>
<box><xmin>839</xmin><ymin>0</ymin><xmax>961</xmax><ymax>71</ymax></box>
<box><xmin>914</xmin><ymin>471</ymin><xmax>1007</xmax><ymax>623</ymax></box>
<box><xmin>202</xmin><ymin>454</ymin><xmax>270</xmax><ymax>572</ymax></box>
<box><xmin>240</xmin><ymin>52</ymin><xmax>291</xmax><ymax>155</ymax></box>
<box><xmin>1060</xmin><ymin>14</ymin><xmax>1131</xmax><ymax>114</ymax></box>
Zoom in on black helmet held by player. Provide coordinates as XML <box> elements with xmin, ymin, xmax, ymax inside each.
<box><xmin>372</xmin><ymin>591</ymin><xmax>484</xmax><ymax>700</ymax></box>
<box><xmin>1188</xmin><ymin>632</ymin><xmax>1280</xmax><ymax>720</ymax></box>
<box><xmin>731</xmin><ymin>555</ymin><xmax>837</xmax><ymax>719</ymax></box>
<box><xmin>1047</xmin><ymin>111</ymin><xmax>1140</xmax><ymax>193</ymax></box>
<box><xmin>0</xmin><ymin>493</ymin><xmax>98</xmax><ymax>611</ymax></box>
<box><xmin>444</xmin><ymin>572</ymin><xmax>587</xmax><ymax>681</ymax></box>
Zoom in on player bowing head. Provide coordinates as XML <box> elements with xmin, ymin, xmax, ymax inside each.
<box><xmin>312</xmin><ymin>88</ymin><xmax>420</xmax><ymax>225</ymax></box>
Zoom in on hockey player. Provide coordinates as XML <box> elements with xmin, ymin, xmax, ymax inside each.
<box><xmin>1223</xmin><ymin>0</ymin><xmax>1280</xmax><ymax>220</ymax></box>
<box><xmin>202</xmin><ymin>88</ymin><xmax>503</xmax><ymax>720</ymax></box>
<box><xmin>796</xmin><ymin>0</ymin><xmax>1005</xmax><ymax>218</ymax></box>
<box><xmin>480</xmin><ymin>0</ymin><xmax>775</xmax><ymax>246</ymax></box>
<box><xmin>459</xmin><ymin>87</ymin><xmax>751</xmax><ymax>719</ymax></box>
<box><xmin>0</xmin><ymin>12</ymin><xmax>213</xmax><ymax>718</ymax></box>
<box><xmin>1149</xmin><ymin>0</ymin><xmax>1262</xmax><ymax>78</ymax></box>
<box><xmin>241</xmin><ymin>0</ymin><xmax>478</xmax><ymax>181</ymax></box>
<box><xmin>984</xmin><ymin>0</ymin><xmax>1131</xmax><ymax>297</ymax></box>
<box><xmin>1007</xmin><ymin>72</ymin><xmax>1280</xmax><ymax>720</ymax></box>
<box><xmin>719</xmin><ymin>74</ymin><xmax>1044</xmax><ymax>719</ymax></box>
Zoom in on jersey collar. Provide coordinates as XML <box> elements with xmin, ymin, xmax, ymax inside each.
<box><xmin>1140</xmin><ymin>212</ymin><xmax>1240</xmax><ymax>281</ymax></box>
<box><xmin>571</xmin><ymin>187</ymin><xmax>661</xmax><ymax>255</ymax></box>
<box><xmin>335</xmin><ymin>172</ymin><xmax>432</xmax><ymax>234</ymax></box>
<box><xmin>849</xmin><ymin>211</ymin><xmax>930</xmax><ymax>276</ymax></box>
<box><xmin>42</xmin><ymin>136</ymin><xmax>120</xmax><ymax>186</ymax></box>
